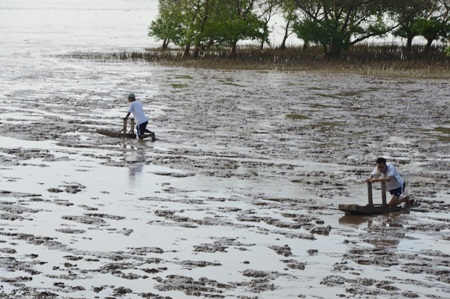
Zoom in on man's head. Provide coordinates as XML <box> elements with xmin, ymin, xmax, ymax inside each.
<box><xmin>376</xmin><ymin>157</ymin><xmax>387</xmax><ymax>172</ymax></box>
<box><xmin>127</xmin><ymin>93</ymin><xmax>136</xmax><ymax>102</ymax></box>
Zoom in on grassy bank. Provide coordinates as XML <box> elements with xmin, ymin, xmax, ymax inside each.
<box><xmin>68</xmin><ymin>44</ymin><xmax>450</xmax><ymax>78</ymax></box>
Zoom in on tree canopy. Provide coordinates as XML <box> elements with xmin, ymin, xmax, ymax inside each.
<box><xmin>149</xmin><ymin>0</ymin><xmax>450</xmax><ymax>57</ymax></box>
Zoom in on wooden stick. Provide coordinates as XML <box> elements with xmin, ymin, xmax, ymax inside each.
<box><xmin>381</xmin><ymin>182</ymin><xmax>387</xmax><ymax>205</ymax></box>
<box><xmin>367</xmin><ymin>182</ymin><xmax>373</xmax><ymax>206</ymax></box>
<box><xmin>122</xmin><ymin>118</ymin><xmax>127</xmax><ymax>134</ymax></box>
<box><xmin>130</xmin><ymin>119</ymin><xmax>135</xmax><ymax>134</ymax></box>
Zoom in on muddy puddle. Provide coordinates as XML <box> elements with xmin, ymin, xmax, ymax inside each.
<box><xmin>1</xmin><ymin>1</ymin><xmax>450</xmax><ymax>298</ymax></box>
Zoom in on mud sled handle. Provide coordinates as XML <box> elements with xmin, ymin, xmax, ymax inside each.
<box><xmin>121</xmin><ymin>118</ymin><xmax>135</xmax><ymax>135</ymax></box>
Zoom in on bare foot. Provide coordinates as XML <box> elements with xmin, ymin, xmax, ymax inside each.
<box><xmin>404</xmin><ymin>197</ymin><xmax>412</xmax><ymax>208</ymax></box>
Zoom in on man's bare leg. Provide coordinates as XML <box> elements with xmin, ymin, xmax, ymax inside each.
<box><xmin>388</xmin><ymin>195</ymin><xmax>401</xmax><ymax>208</ymax></box>
<box><xmin>403</xmin><ymin>195</ymin><xmax>412</xmax><ymax>207</ymax></box>
<box><xmin>389</xmin><ymin>195</ymin><xmax>411</xmax><ymax>208</ymax></box>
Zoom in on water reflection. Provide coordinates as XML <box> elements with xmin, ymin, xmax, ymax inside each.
<box><xmin>339</xmin><ymin>215</ymin><xmax>369</xmax><ymax>226</ymax></box>
<box><xmin>339</xmin><ymin>212</ymin><xmax>408</xmax><ymax>249</ymax></box>
<box><xmin>339</xmin><ymin>210</ymin><xmax>409</xmax><ymax>227</ymax></box>
<box><xmin>120</xmin><ymin>143</ymin><xmax>146</xmax><ymax>185</ymax></box>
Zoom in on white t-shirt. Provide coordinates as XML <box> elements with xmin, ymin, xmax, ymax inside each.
<box><xmin>128</xmin><ymin>101</ymin><xmax>149</xmax><ymax>125</ymax></box>
<box><xmin>371</xmin><ymin>163</ymin><xmax>404</xmax><ymax>190</ymax></box>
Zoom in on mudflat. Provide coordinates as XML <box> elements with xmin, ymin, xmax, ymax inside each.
<box><xmin>0</xmin><ymin>64</ymin><xmax>449</xmax><ymax>298</ymax></box>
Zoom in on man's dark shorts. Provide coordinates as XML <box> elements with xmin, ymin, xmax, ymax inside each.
<box><xmin>389</xmin><ymin>182</ymin><xmax>406</xmax><ymax>198</ymax></box>
<box><xmin>136</xmin><ymin>121</ymin><xmax>148</xmax><ymax>137</ymax></box>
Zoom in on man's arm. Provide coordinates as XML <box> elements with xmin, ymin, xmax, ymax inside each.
<box><xmin>365</xmin><ymin>168</ymin><xmax>377</xmax><ymax>182</ymax></box>
<box><xmin>367</xmin><ymin>176</ymin><xmax>392</xmax><ymax>183</ymax></box>
<box><xmin>123</xmin><ymin>112</ymin><xmax>131</xmax><ymax>119</ymax></box>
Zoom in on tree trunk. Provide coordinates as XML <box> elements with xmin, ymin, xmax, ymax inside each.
<box><xmin>162</xmin><ymin>38</ymin><xmax>169</xmax><ymax>50</ymax></box>
<box><xmin>423</xmin><ymin>38</ymin><xmax>434</xmax><ymax>54</ymax></box>
<box><xmin>259</xmin><ymin>24</ymin><xmax>269</xmax><ymax>50</ymax></box>
<box><xmin>193</xmin><ymin>45</ymin><xmax>200</xmax><ymax>59</ymax></box>
<box><xmin>208</xmin><ymin>38</ymin><xmax>214</xmax><ymax>48</ymax></box>
<box><xmin>279</xmin><ymin>19</ymin><xmax>291</xmax><ymax>50</ymax></box>
<box><xmin>182</xmin><ymin>43</ymin><xmax>191</xmax><ymax>58</ymax></box>
<box><xmin>230</xmin><ymin>42</ymin><xmax>237</xmax><ymax>57</ymax></box>
<box><xmin>260</xmin><ymin>38</ymin><xmax>265</xmax><ymax>50</ymax></box>
<box><xmin>280</xmin><ymin>38</ymin><xmax>287</xmax><ymax>50</ymax></box>
<box><xmin>302</xmin><ymin>42</ymin><xmax>309</xmax><ymax>52</ymax></box>
<box><xmin>327</xmin><ymin>41</ymin><xmax>342</xmax><ymax>58</ymax></box>
<box><xmin>405</xmin><ymin>35</ymin><xmax>414</xmax><ymax>54</ymax></box>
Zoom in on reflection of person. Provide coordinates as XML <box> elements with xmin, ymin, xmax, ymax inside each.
<box><xmin>129</xmin><ymin>151</ymin><xmax>144</xmax><ymax>178</ymax></box>
<box><xmin>366</xmin><ymin>157</ymin><xmax>412</xmax><ymax>208</ymax></box>
<box><xmin>123</xmin><ymin>93</ymin><xmax>155</xmax><ymax>141</ymax></box>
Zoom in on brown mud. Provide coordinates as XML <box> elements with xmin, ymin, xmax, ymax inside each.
<box><xmin>0</xmin><ymin>57</ymin><xmax>449</xmax><ymax>298</ymax></box>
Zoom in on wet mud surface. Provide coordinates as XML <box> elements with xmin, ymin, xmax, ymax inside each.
<box><xmin>0</xmin><ymin>53</ymin><xmax>449</xmax><ymax>298</ymax></box>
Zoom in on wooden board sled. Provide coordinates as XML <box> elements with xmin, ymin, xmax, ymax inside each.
<box><xmin>96</xmin><ymin>129</ymin><xmax>136</xmax><ymax>139</ymax></box>
<box><xmin>96</xmin><ymin>118</ymin><xmax>151</xmax><ymax>139</ymax></box>
<box><xmin>338</xmin><ymin>181</ymin><xmax>411</xmax><ymax>215</ymax></box>
<box><xmin>97</xmin><ymin>118</ymin><xmax>137</xmax><ymax>138</ymax></box>
<box><xmin>338</xmin><ymin>203</ymin><xmax>406</xmax><ymax>215</ymax></box>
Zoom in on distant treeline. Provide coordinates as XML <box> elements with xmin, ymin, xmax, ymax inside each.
<box><xmin>148</xmin><ymin>0</ymin><xmax>450</xmax><ymax>59</ymax></box>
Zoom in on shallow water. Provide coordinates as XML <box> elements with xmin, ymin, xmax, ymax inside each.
<box><xmin>1</xmin><ymin>1</ymin><xmax>450</xmax><ymax>299</ymax></box>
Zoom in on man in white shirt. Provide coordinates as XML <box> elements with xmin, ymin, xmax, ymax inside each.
<box><xmin>123</xmin><ymin>93</ymin><xmax>155</xmax><ymax>141</ymax></box>
<box><xmin>366</xmin><ymin>157</ymin><xmax>411</xmax><ymax>208</ymax></box>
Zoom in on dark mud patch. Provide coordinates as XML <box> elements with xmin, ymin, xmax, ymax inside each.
<box><xmin>61</xmin><ymin>215</ymin><xmax>110</xmax><ymax>226</ymax></box>
<box><xmin>0</xmin><ymin>190</ymin><xmax>41</xmax><ymax>198</ymax></box>
<box><xmin>152</xmin><ymin>171</ymin><xmax>196</xmax><ymax>178</ymax></box>
<box><xmin>285</xmin><ymin>114</ymin><xmax>310</xmax><ymax>120</ymax></box>
<box><xmin>320</xmin><ymin>275</ymin><xmax>398</xmax><ymax>297</ymax></box>
<box><xmin>155</xmin><ymin>275</ymin><xmax>231</xmax><ymax>297</ymax></box>
<box><xmin>269</xmin><ymin>245</ymin><xmax>293</xmax><ymax>257</ymax></box>
<box><xmin>282</xmin><ymin>259</ymin><xmax>306</xmax><ymax>270</ymax></box>
<box><xmin>48</xmin><ymin>183</ymin><xmax>86</xmax><ymax>194</ymax></box>
<box><xmin>194</xmin><ymin>238</ymin><xmax>255</xmax><ymax>253</ymax></box>
<box><xmin>55</xmin><ymin>228</ymin><xmax>86</xmax><ymax>234</ymax></box>
<box><xmin>0</xmin><ymin>202</ymin><xmax>41</xmax><ymax>215</ymax></box>
<box><xmin>126</xmin><ymin>247</ymin><xmax>165</xmax><ymax>255</ymax></box>
<box><xmin>179</xmin><ymin>260</ymin><xmax>222</xmax><ymax>269</ymax></box>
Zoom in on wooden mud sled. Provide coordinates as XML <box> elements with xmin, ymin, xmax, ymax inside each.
<box><xmin>95</xmin><ymin>117</ymin><xmax>157</xmax><ymax>140</ymax></box>
<box><xmin>339</xmin><ymin>182</ymin><xmax>407</xmax><ymax>215</ymax></box>
<box><xmin>97</xmin><ymin>118</ymin><xmax>136</xmax><ymax>138</ymax></box>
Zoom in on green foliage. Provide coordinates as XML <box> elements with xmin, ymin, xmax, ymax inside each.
<box><xmin>149</xmin><ymin>0</ymin><xmax>266</xmax><ymax>56</ymax></box>
<box><xmin>293</xmin><ymin>19</ymin><xmax>350</xmax><ymax>53</ymax></box>
<box><xmin>392</xmin><ymin>19</ymin><xmax>421</xmax><ymax>41</ymax></box>
<box><xmin>148</xmin><ymin>0</ymin><xmax>184</xmax><ymax>48</ymax></box>
<box><xmin>205</xmin><ymin>0</ymin><xmax>266</xmax><ymax>55</ymax></box>
<box><xmin>149</xmin><ymin>0</ymin><xmax>450</xmax><ymax>57</ymax></box>
<box><xmin>389</xmin><ymin>0</ymin><xmax>450</xmax><ymax>53</ymax></box>
<box><xmin>414</xmin><ymin>18</ymin><xmax>450</xmax><ymax>41</ymax></box>
<box><xmin>210</xmin><ymin>8</ymin><xmax>264</xmax><ymax>46</ymax></box>
<box><xmin>291</xmin><ymin>0</ymin><xmax>391</xmax><ymax>57</ymax></box>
